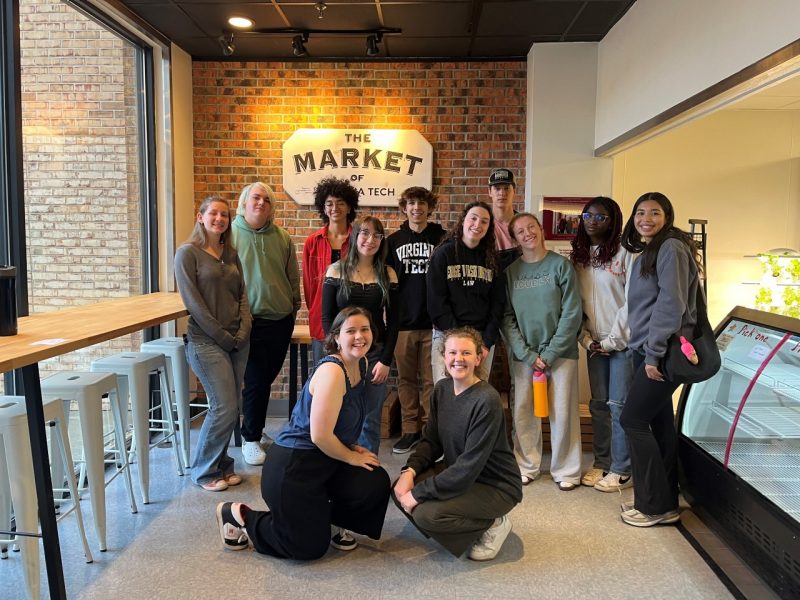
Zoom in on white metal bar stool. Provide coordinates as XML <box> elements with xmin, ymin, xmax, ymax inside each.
<box><xmin>0</xmin><ymin>395</ymin><xmax>94</xmax><ymax>600</ymax></box>
<box><xmin>140</xmin><ymin>338</ymin><xmax>193</xmax><ymax>469</ymax></box>
<box><xmin>90</xmin><ymin>352</ymin><xmax>184</xmax><ymax>504</ymax></box>
<box><xmin>41</xmin><ymin>372</ymin><xmax>138</xmax><ymax>551</ymax></box>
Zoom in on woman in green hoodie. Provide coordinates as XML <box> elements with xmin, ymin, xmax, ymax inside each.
<box><xmin>230</xmin><ymin>182</ymin><xmax>301</xmax><ymax>467</ymax></box>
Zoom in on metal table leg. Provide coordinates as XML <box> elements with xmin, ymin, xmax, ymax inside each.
<box><xmin>21</xmin><ymin>364</ymin><xmax>67</xmax><ymax>599</ymax></box>
<box><xmin>289</xmin><ymin>343</ymin><xmax>298</xmax><ymax>417</ymax></box>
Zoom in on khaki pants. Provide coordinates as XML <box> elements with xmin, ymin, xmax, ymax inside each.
<box><xmin>394</xmin><ymin>329</ymin><xmax>434</xmax><ymax>434</ymax></box>
<box><xmin>511</xmin><ymin>357</ymin><xmax>581</xmax><ymax>485</ymax></box>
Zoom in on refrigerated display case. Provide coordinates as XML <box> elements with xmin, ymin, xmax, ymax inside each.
<box><xmin>677</xmin><ymin>306</ymin><xmax>800</xmax><ymax>598</ymax></box>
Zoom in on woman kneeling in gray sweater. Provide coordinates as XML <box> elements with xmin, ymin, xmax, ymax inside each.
<box><xmin>393</xmin><ymin>327</ymin><xmax>522</xmax><ymax>561</ymax></box>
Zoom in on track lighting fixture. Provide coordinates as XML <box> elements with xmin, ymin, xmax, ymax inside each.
<box><xmin>218</xmin><ymin>26</ymin><xmax>399</xmax><ymax>58</ymax></box>
<box><xmin>292</xmin><ymin>33</ymin><xmax>309</xmax><ymax>57</ymax></box>
<box><xmin>366</xmin><ymin>33</ymin><xmax>382</xmax><ymax>56</ymax></box>
<box><xmin>218</xmin><ymin>32</ymin><xmax>235</xmax><ymax>56</ymax></box>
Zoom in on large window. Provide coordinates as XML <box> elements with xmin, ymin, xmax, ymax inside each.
<box><xmin>18</xmin><ymin>0</ymin><xmax>151</xmax><ymax>374</ymax></box>
<box><xmin>1</xmin><ymin>0</ymin><xmax>157</xmax><ymax>395</ymax></box>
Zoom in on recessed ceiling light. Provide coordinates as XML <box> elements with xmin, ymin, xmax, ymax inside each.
<box><xmin>228</xmin><ymin>16</ymin><xmax>254</xmax><ymax>29</ymax></box>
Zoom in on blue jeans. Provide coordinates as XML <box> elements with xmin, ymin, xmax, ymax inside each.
<box><xmin>586</xmin><ymin>349</ymin><xmax>633</xmax><ymax>475</ymax></box>
<box><xmin>311</xmin><ymin>339</ymin><xmax>325</xmax><ymax>372</ymax></box>
<box><xmin>357</xmin><ymin>348</ymin><xmax>388</xmax><ymax>454</ymax></box>
<box><xmin>186</xmin><ymin>338</ymin><xmax>249</xmax><ymax>485</ymax></box>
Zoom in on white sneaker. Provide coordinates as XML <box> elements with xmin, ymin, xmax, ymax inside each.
<box><xmin>468</xmin><ymin>515</ymin><xmax>512</xmax><ymax>561</ymax></box>
<box><xmin>242</xmin><ymin>440</ymin><xmax>266</xmax><ymax>465</ymax></box>
<box><xmin>580</xmin><ymin>468</ymin><xmax>605</xmax><ymax>487</ymax></box>
<box><xmin>594</xmin><ymin>472</ymin><xmax>633</xmax><ymax>492</ymax></box>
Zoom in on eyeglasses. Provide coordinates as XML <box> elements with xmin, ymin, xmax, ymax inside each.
<box><xmin>582</xmin><ymin>212</ymin><xmax>610</xmax><ymax>223</ymax></box>
<box><xmin>358</xmin><ymin>230</ymin><xmax>384</xmax><ymax>241</ymax></box>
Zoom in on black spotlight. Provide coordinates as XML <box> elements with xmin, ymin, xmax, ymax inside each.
<box><xmin>366</xmin><ymin>33</ymin><xmax>382</xmax><ymax>56</ymax></box>
<box><xmin>292</xmin><ymin>34</ymin><xmax>309</xmax><ymax>57</ymax></box>
<box><xmin>218</xmin><ymin>32</ymin><xmax>235</xmax><ymax>56</ymax></box>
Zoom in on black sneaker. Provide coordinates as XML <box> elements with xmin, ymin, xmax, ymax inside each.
<box><xmin>330</xmin><ymin>527</ymin><xmax>358</xmax><ymax>551</ymax></box>
<box><xmin>216</xmin><ymin>502</ymin><xmax>250</xmax><ymax>551</ymax></box>
<box><xmin>392</xmin><ymin>432</ymin><xmax>421</xmax><ymax>454</ymax></box>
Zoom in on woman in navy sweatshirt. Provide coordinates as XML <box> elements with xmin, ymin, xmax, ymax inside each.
<box><xmin>619</xmin><ymin>192</ymin><xmax>702</xmax><ymax>527</ymax></box>
<box><xmin>426</xmin><ymin>201</ymin><xmax>505</xmax><ymax>383</ymax></box>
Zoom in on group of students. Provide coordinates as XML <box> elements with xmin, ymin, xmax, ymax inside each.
<box><xmin>174</xmin><ymin>167</ymin><xmax>704</xmax><ymax>562</ymax></box>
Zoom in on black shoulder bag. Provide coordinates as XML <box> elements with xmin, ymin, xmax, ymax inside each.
<box><xmin>660</xmin><ymin>283</ymin><xmax>721</xmax><ymax>384</ymax></box>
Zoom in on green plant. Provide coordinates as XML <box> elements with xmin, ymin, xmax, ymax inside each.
<box><xmin>755</xmin><ymin>287</ymin><xmax>773</xmax><ymax>308</ymax></box>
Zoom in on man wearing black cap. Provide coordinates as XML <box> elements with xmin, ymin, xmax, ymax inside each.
<box><xmin>488</xmin><ymin>168</ymin><xmax>521</xmax><ymax>272</ymax></box>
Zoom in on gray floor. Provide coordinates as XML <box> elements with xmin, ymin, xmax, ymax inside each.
<box><xmin>2</xmin><ymin>418</ymin><xmax>733</xmax><ymax>599</ymax></box>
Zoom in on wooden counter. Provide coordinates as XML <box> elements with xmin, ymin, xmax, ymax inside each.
<box><xmin>0</xmin><ymin>292</ymin><xmax>187</xmax><ymax>373</ymax></box>
<box><xmin>0</xmin><ymin>292</ymin><xmax>187</xmax><ymax>599</ymax></box>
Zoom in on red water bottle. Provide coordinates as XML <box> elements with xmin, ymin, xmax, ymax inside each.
<box><xmin>532</xmin><ymin>370</ymin><xmax>548</xmax><ymax>418</ymax></box>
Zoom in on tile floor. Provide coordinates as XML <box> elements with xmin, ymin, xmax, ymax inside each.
<box><xmin>1</xmin><ymin>418</ymin><xmax>734</xmax><ymax>599</ymax></box>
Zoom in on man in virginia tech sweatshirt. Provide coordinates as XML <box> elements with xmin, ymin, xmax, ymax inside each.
<box><xmin>386</xmin><ymin>187</ymin><xmax>446</xmax><ymax>454</ymax></box>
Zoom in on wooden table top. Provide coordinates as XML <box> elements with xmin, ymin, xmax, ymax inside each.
<box><xmin>0</xmin><ymin>292</ymin><xmax>188</xmax><ymax>373</ymax></box>
<box><xmin>290</xmin><ymin>324</ymin><xmax>311</xmax><ymax>345</ymax></box>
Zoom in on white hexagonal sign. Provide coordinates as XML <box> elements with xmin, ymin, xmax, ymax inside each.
<box><xmin>283</xmin><ymin>129</ymin><xmax>433</xmax><ymax>206</ymax></box>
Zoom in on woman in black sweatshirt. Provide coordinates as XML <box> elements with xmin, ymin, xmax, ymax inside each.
<box><xmin>426</xmin><ymin>201</ymin><xmax>506</xmax><ymax>383</ymax></box>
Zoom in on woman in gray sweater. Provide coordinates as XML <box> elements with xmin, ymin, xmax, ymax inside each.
<box><xmin>174</xmin><ymin>195</ymin><xmax>252</xmax><ymax>491</ymax></box>
<box><xmin>393</xmin><ymin>327</ymin><xmax>522</xmax><ymax>561</ymax></box>
<box><xmin>618</xmin><ymin>192</ymin><xmax>701</xmax><ymax>527</ymax></box>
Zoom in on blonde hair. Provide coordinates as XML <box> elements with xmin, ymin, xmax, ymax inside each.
<box><xmin>237</xmin><ymin>182</ymin><xmax>276</xmax><ymax>217</ymax></box>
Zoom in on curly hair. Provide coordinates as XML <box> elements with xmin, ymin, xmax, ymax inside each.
<box><xmin>570</xmin><ymin>196</ymin><xmax>623</xmax><ymax>268</ymax></box>
<box><xmin>322</xmin><ymin>306</ymin><xmax>375</xmax><ymax>356</ymax></box>
<box><xmin>313</xmin><ymin>176</ymin><xmax>359</xmax><ymax>224</ymax></box>
<box><xmin>399</xmin><ymin>186</ymin><xmax>438</xmax><ymax>213</ymax></box>
<box><xmin>438</xmin><ymin>201</ymin><xmax>498</xmax><ymax>274</ymax></box>
<box><xmin>440</xmin><ymin>326</ymin><xmax>484</xmax><ymax>357</ymax></box>
<box><xmin>620</xmin><ymin>192</ymin><xmax>700</xmax><ymax>278</ymax></box>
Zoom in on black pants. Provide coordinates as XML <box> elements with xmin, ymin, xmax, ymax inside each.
<box><xmin>244</xmin><ymin>444</ymin><xmax>390</xmax><ymax>560</ymax></box>
<box><xmin>619</xmin><ymin>351</ymin><xmax>680</xmax><ymax>515</ymax></box>
<box><xmin>241</xmin><ymin>315</ymin><xmax>294</xmax><ymax>442</ymax></box>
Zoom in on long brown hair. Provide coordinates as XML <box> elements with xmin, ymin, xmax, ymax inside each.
<box><xmin>337</xmin><ymin>216</ymin><xmax>391</xmax><ymax>304</ymax></box>
<box><xmin>438</xmin><ymin>201</ymin><xmax>498</xmax><ymax>274</ymax></box>
<box><xmin>187</xmin><ymin>195</ymin><xmax>237</xmax><ymax>262</ymax></box>
<box><xmin>620</xmin><ymin>192</ymin><xmax>700</xmax><ymax>277</ymax></box>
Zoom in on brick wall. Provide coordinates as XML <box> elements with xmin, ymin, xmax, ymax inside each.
<box><xmin>17</xmin><ymin>0</ymin><xmax>144</xmax><ymax>375</ymax></box>
<box><xmin>192</xmin><ymin>60</ymin><xmax>527</xmax><ymax>401</ymax></box>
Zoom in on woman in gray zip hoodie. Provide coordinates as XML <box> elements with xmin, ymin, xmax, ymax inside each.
<box><xmin>618</xmin><ymin>192</ymin><xmax>701</xmax><ymax>528</ymax></box>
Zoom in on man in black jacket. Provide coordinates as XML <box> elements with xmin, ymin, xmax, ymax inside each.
<box><xmin>386</xmin><ymin>187</ymin><xmax>446</xmax><ymax>454</ymax></box>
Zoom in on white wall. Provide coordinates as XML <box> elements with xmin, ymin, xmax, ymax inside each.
<box><xmin>596</xmin><ymin>0</ymin><xmax>800</xmax><ymax>149</ymax></box>
<box><xmin>611</xmin><ymin>108</ymin><xmax>800</xmax><ymax>327</ymax></box>
<box><xmin>171</xmin><ymin>43</ymin><xmax>195</xmax><ymax>251</ymax></box>
<box><xmin>526</xmin><ymin>42</ymin><xmax>612</xmax><ymax>207</ymax></box>
<box><xmin>525</xmin><ymin>43</ymin><xmax>612</xmax><ymax>403</ymax></box>
<box><xmin>170</xmin><ymin>43</ymin><xmax>194</xmax><ymax>337</ymax></box>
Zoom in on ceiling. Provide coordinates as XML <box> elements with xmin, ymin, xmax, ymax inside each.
<box><xmin>117</xmin><ymin>0</ymin><xmax>637</xmax><ymax>60</ymax></box>
<box><xmin>726</xmin><ymin>73</ymin><xmax>800</xmax><ymax>110</ymax></box>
